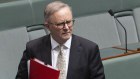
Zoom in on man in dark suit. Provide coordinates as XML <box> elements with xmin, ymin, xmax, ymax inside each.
<box><xmin>16</xmin><ymin>1</ymin><xmax>105</xmax><ymax>79</ymax></box>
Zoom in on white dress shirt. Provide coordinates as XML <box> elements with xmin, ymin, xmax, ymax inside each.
<box><xmin>50</xmin><ymin>36</ymin><xmax>72</xmax><ymax>77</ymax></box>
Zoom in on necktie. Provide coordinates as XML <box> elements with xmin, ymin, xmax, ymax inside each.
<box><xmin>57</xmin><ymin>45</ymin><xmax>66</xmax><ymax>79</ymax></box>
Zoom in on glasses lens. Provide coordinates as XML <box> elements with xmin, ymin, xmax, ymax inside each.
<box><xmin>66</xmin><ymin>20</ymin><xmax>73</xmax><ymax>26</ymax></box>
<box><xmin>50</xmin><ymin>19</ymin><xmax>75</xmax><ymax>28</ymax></box>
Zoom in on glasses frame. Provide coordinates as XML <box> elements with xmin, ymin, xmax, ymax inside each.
<box><xmin>48</xmin><ymin>19</ymin><xmax>75</xmax><ymax>28</ymax></box>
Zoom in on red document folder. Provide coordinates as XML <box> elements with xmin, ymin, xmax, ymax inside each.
<box><xmin>29</xmin><ymin>59</ymin><xmax>60</xmax><ymax>79</ymax></box>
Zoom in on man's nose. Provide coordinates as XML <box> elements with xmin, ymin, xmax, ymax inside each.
<box><xmin>63</xmin><ymin>23</ymin><xmax>69</xmax><ymax>29</ymax></box>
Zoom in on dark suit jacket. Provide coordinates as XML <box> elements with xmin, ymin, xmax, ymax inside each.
<box><xmin>16</xmin><ymin>34</ymin><xmax>105</xmax><ymax>79</ymax></box>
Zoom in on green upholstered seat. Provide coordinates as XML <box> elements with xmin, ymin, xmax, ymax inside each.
<box><xmin>103</xmin><ymin>53</ymin><xmax>140</xmax><ymax>79</ymax></box>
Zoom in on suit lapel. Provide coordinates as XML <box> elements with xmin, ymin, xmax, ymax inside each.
<box><xmin>40</xmin><ymin>35</ymin><xmax>52</xmax><ymax>65</ymax></box>
<box><xmin>67</xmin><ymin>35</ymin><xmax>82</xmax><ymax>79</ymax></box>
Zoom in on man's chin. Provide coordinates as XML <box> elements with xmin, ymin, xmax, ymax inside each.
<box><xmin>62</xmin><ymin>36</ymin><xmax>70</xmax><ymax>40</ymax></box>
<box><xmin>62</xmin><ymin>35</ymin><xmax>71</xmax><ymax>40</ymax></box>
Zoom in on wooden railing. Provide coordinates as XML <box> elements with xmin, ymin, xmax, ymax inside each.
<box><xmin>102</xmin><ymin>47</ymin><xmax>140</xmax><ymax>60</ymax></box>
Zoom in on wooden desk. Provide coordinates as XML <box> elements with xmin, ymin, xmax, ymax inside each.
<box><xmin>101</xmin><ymin>43</ymin><xmax>140</xmax><ymax>60</ymax></box>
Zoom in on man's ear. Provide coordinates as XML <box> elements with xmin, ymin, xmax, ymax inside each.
<box><xmin>44</xmin><ymin>21</ymin><xmax>49</xmax><ymax>29</ymax></box>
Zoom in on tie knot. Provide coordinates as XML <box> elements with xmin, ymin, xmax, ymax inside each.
<box><xmin>59</xmin><ymin>45</ymin><xmax>68</xmax><ymax>49</ymax></box>
<box><xmin>58</xmin><ymin>45</ymin><xmax>64</xmax><ymax>55</ymax></box>
<box><xmin>59</xmin><ymin>45</ymin><xmax>63</xmax><ymax>49</ymax></box>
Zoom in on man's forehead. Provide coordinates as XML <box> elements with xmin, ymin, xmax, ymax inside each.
<box><xmin>48</xmin><ymin>8</ymin><xmax>73</xmax><ymax>22</ymax></box>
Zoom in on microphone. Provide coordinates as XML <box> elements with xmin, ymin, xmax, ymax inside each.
<box><xmin>108</xmin><ymin>9</ymin><xmax>128</xmax><ymax>53</ymax></box>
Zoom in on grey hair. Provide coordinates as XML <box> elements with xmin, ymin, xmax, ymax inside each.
<box><xmin>44</xmin><ymin>1</ymin><xmax>72</xmax><ymax>21</ymax></box>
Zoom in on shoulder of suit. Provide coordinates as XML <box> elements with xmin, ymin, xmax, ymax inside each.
<box><xmin>26</xmin><ymin>35</ymin><xmax>49</xmax><ymax>47</ymax></box>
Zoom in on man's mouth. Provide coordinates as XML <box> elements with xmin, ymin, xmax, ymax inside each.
<box><xmin>62</xmin><ymin>32</ymin><xmax>70</xmax><ymax>34</ymax></box>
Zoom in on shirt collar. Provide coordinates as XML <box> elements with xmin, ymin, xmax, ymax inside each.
<box><xmin>51</xmin><ymin>36</ymin><xmax>59</xmax><ymax>50</ymax></box>
<box><xmin>64</xmin><ymin>36</ymin><xmax>72</xmax><ymax>49</ymax></box>
<box><xmin>50</xmin><ymin>35</ymin><xmax>72</xmax><ymax>50</ymax></box>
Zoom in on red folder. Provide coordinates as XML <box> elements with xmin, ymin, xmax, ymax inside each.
<box><xmin>29</xmin><ymin>59</ymin><xmax>60</xmax><ymax>79</ymax></box>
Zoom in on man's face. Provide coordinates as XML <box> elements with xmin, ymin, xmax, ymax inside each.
<box><xmin>46</xmin><ymin>7</ymin><xmax>73</xmax><ymax>44</ymax></box>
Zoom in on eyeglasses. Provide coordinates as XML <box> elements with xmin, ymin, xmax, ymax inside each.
<box><xmin>48</xmin><ymin>19</ymin><xmax>75</xmax><ymax>28</ymax></box>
